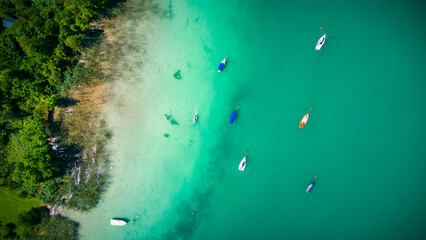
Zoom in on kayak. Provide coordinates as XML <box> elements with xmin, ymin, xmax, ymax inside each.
<box><xmin>192</xmin><ymin>115</ymin><xmax>198</xmax><ymax>124</ymax></box>
<box><xmin>299</xmin><ymin>113</ymin><xmax>310</xmax><ymax>128</ymax></box>
<box><xmin>229</xmin><ymin>110</ymin><xmax>237</xmax><ymax>124</ymax></box>
<box><xmin>315</xmin><ymin>34</ymin><xmax>326</xmax><ymax>50</ymax></box>
<box><xmin>218</xmin><ymin>57</ymin><xmax>227</xmax><ymax>72</ymax></box>
<box><xmin>306</xmin><ymin>181</ymin><xmax>316</xmax><ymax>193</ymax></box>
<box><xmin>238</xmin><ymin>156</ymin><xmax>246</xmax><ymax>171</ymax></box>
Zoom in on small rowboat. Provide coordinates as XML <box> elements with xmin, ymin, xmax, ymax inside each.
<box><xmin>299</xmin><ymin>113</ymin><xmax>310</xmax><ymax>128</ymax></box>
<box><xmin>110</xmin><ymin>218</ymin><xmax>127</xmax><ymax>226</ymax></box>
<box><xmin>315</xmin><ymin>34</ymin><xmax>326</xmax><ymax>50</ymax></box>
<box><xmin>218</xmin><ymin>57</ymin><xmax>227</xmax><ymax>72</ymax></box>
<box><xmin>239</xmin><ymin>156</ymin><xmax>246</xmax><ymax>171</ymax></box>
<box><xmin>192</xmin><ymin>115</ymin><xmax>198</xmax><ymax>124</ymax></box>
<box><xmin>306</xmin><ymin>181</ymin><xmax>316</xmax><ymax>193</ymax></box>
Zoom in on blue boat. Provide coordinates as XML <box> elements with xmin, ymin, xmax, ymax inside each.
<box><xmin>218</xmin><ymin>57</ymin><xmax>227</xmax><ymax>72</ymax></box>
<box><xmin>229</xmin><ymin>110</ymin><xmax>237</xmax><ymax>124</ymax></box>
<box><xmin>306</xmin><ymin>181</ymin><xmax>316</xmax><ymax>193</ymax></box>
<box><xmin>229</xmin><ymin>106</ymin><xmax>239</xmax><ymax>123</ymax></box>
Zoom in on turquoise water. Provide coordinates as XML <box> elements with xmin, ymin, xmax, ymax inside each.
<box><xmin>71</xmin><ymin>0</ymin><xmax>426</xmax><ymax>239</ymax></box>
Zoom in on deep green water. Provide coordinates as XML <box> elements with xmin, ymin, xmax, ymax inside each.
<box><xmin>71</xmin><ymin>0</ymin><xmax>426</xmax><ymax>239</ymax></box>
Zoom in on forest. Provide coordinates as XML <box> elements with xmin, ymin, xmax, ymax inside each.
<box><xmin>0</xmin><ymin>0</ymin><xmax>121</xmax><ymax>238</ymax></box>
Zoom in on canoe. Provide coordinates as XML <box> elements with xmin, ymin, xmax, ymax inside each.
<box><xmin>192</xmin><ymin>115</ymin><xmax>198</xmax><ymax>124</ymax></box>
<box><xmin>299</xmin><ymin>113</ymin><xmax>309</xmax><ymax>128</ymax></box>
<box><xmin>229</xmin><ymin>110</ymin><xmax>237</xmax><ymax>124</ymax></box>
<box><xmin>218</xmin><ymin>57</ymin><xmax>227</xmax><ymax>72</ymax></box>
<box><xmin>239</xmin><ymin>157</ymin><xmax>246</xmax><ymax>171</ymax></box>
<box><xmin>315</xmin><ymin>34</ymin><xmax>326</xmax><ymax>50</ymax></box>
<box><xmin>306</xmin><ymin>181</ymin><xmax>316</xmax><ymax>193</ymax></box>
<box><xmin>110</xmin><ymin>219</ymin><xmax>127</xmax><ymax>226</ymax></box>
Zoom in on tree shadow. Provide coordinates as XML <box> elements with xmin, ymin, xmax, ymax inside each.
<box><xmin>99</xmin><ymin>0</ymin><xmax>128</xmax><ymax>18</ymax></box>
<box><xmin>46</xmin><ymin>116</ymin><xmax>82</xmax><ymax>177</ymax></box>
<box><xmin>82</xmin><ymin>29</ymin><xmax>104</xmax><ymax>49</ymax></box>
<box><xmin>57</xmin><ymin>96</ymin><xmax>79</xmax><ymax>108</ymax></box>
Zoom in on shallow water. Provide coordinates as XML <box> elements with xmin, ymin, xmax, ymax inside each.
<box><xmin>71</xmin><ymin>0</ymin><xmax>426</xmax><ymax>239</ymax></box>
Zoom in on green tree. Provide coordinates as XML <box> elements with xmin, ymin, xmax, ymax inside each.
<box><xmin>20</xmin><ymin>227</ymin><xmax>38</xmax><ymax>240</ymax></box>
<box><xmin>38</xmin><ymin>179</ymin><xmax>58</xmax><ymax>203</ymax></box>
<box><xmin>19</xmin><ymin>207</ymin><xmax>49</xmax><ymax>227</ymax></box>
<box><xmin>40</xmin><ymin>216</ymin><xmax>78</xmax><ymax>240</ymax></box>
<box><xmin>6</xmin><ymin>118</ymin><xmax>57</xmax><ymax>186</ymax></box>
<box><xmin>0</xmin><ymin>0</ymin><xmax>17</xmax><ymax>18</ymax></box>
<box><xmin>0</xmin><ymin>221</ymin><xmax>17</xmax><ymax>239</ymax></box>
<box><xmin>64</xmin><ymin>34</ymin><xmax>83</xmax><ymax>52</ymax></box>
<box><xmin>0</xmin><ymin>0</ymin><xmax>115</xmax><ymax>212</ymax></box>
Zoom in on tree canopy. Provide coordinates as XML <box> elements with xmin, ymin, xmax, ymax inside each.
<box><xmin>0</xmin><ymin>0</ymin><xmax>120</xmax><ymax>238</ymax></box>
<box><xmin>0</xmin><ymin>0</ymin><xmax>113</xmax><ymax>187</ymax></box>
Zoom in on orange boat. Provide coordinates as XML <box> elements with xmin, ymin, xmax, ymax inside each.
<box><xmin>299</xmin><ymin>113</ymin><xmax>310</xmax><ymax>128</ymax></box>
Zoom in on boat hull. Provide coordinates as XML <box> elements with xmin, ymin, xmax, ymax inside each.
<box><xmin>306</xmin><ymin>181</ymin><xmax>316</xmax><ymax>193</ymax></box>
<box><xmin>315</xmin><ymin>34</ymin><xmax>326</xmax><ymax>50</ymax></box>
<box><xmin>110</xmin><ymin>219</ymin><xmax>127</xmax><ymax>226</ymax></box>
<box><xmin>218</xmin><ymin>58</ymin><xmax>227</xmax><ymax>72</ymax></box>
<box><xmin>229</xmin><ymin>110</ymin><xmax>237</xmax><ymax>124</ymax></box>
<box><xmin>239</xmin><ymin>157</ymin><xmax>246</xmax><ymax>171</ymax></box>
<box><xmin>192</xmin><ymin>115</ymin><xmax>198</xmax><ymax>124</ymax></box>
<box><xmin>299</xmin><ymin>113</ymin><xmax>309</xmax><ymax>128</ymax></box>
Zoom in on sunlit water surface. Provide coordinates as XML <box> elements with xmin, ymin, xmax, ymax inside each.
<box><xmin>71</xmin><ymin>0</ymin><xmax>426</xmax><ymax>239</ymax></box>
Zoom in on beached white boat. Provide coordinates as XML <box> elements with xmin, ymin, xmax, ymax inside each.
<box><xmin>110</xmin><ymin>219</ymin><xmax>127</xmax><ymax>226</ymax></box>
<box><xmin>315</xmin><ymin>34</ymin><xmax>326</xmax><ymax>50</ymax></box>
<box><xmin>238</xmin><ymin>156</ymin><xmax>246</xmax><ymax>171</ymax></box>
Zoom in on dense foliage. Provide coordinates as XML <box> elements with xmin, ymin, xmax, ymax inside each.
<box><xmin>40</xmin><ymin>215</ymin><xmax>78</xmax><ymax>240</ymax></box>
<box><xmin>6</xmin><ymin>117</ymin><xmax>57</xmax><ymax>187</ymax></box>
<box><xmin>37</xmin><ymin>178</ymin><xmax>60</xmax><ymax>203</ymax></box>
<box><xmin>0</xmin><ymin>0</ymin><xmax>111</xmax><ymax>187</ymax></box>
<box><xmin>0</xmin><ymin>221</ymin><xmax>17</xmax><ymax>239</ymax></box>
<box><xmin>18</xmin><ymin>207</ymin><xmax>78</xmax><ymax>240</ymax></box>
<box><xmin>0</xmin><ymin>0</ymin><xmax>120</xmax><ymax>238</ymax></box>
<box><xmin>18</xmin><ymin>207</ymin><xmax>49</xmax><ymax>227</ymax></box>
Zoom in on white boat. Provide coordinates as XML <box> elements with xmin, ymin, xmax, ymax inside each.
<box><xmin>238</xmin><ymin>156</ymin><xmax>246</xmax><ymax>171</ymax></box>
<box><xmin>192</xmin><ymin>114</ymin><xmax>198</xmax><ymax>124</ymax></box>
<box><xmin>110</xmin><ymin>219</ymin><xmax>127</xmax><ymax>226</ymax></box>
<box><xmin>315</xmin><ymin>34</ymin><xmax>326</xmax><ymax>50</ymax></box>
<box><xmin>299</xmin><ymin>113</ymin><xmax>309</xmax><ymax>128</ymax></box>
<box><xmin>306</xmin><ymin>181</ymin><xmax>316</xmax><ymax>193</ymax></box>
<box><xmin>299</xmin><ymin>108</ymin><xmax>312</xmax><ymax>128</ymax></box>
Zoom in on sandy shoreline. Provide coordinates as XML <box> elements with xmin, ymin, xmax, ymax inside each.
<box><xmin>63</xmin><ymin>0</ymin><xmax>165</xmax><ymax>224</ymax></box>
<box><xmin>64</xmin><ymin>0</ymin><xmax>222</xmax><ymax>238</ymax></box>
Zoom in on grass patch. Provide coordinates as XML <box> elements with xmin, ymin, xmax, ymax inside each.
<box><xmin>0</xmin><ymin>187</ymin><xmax>40</xmax><ymax>234</ymax></box>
